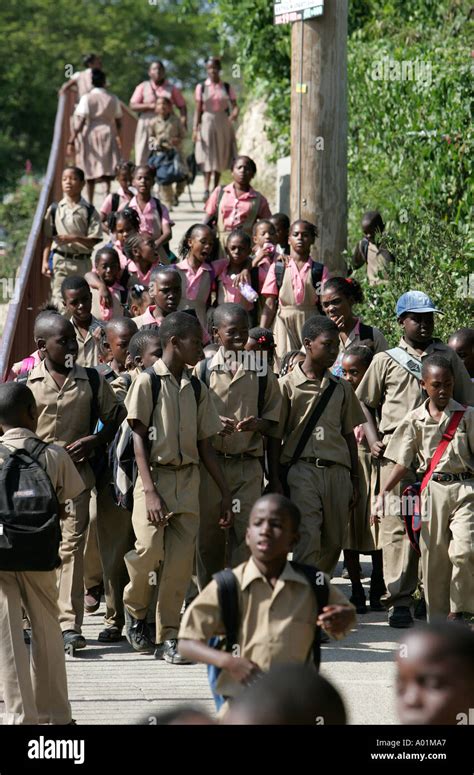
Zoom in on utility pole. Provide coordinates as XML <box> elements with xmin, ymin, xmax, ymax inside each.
<box><xmin>289</xmin><ymin>2</ymin><xmax>348</xmax><ymax>274</ymax></box>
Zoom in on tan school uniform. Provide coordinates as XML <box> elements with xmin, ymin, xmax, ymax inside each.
<box><xmin>356</xmin><ymin>338</ymin><xmax>474</xmax><ymax>609</ymax></box>
<box><xmin>345</xmin><ymin>430</ymin><xmax>379</xmax><ymax>552</ymax></box>
<box><xmin>123</xmin><ymin>358</ymin><xmax>222</xmax><ymax>642</ymax></box>
<box><xmin>193</xmin><ymin>348</ymin><xmax>281</xmax><ymax>586</ymax></box>
<box><xmin>385</xmin><ymin>399</ymin><xmax>474</xmax><ymax>619</ymax></box>
<box><xmin>179</xmin><ymin>558</ymin><xmax>355</xmax><ymax>702</ymax></box>
<box><xmin>71</xmin><ymin>315</ymin><xmax>104</xmax><ymax>368</ymax></box>
<box><xmin>26</xmin><ymin>361</ymin><xmax>122</xmax><ymax>634</ymax></box>
<box><xmin>43</xmin><ymin>197</ymin><xmax>102</xmax><ymax>307</ymax></box>
<box><xmin>332</xmin><ymin>319</ymin><xmax>389</xmax><ymax>376</ymax></box>
<box><xmin>0</xmin><ymin>429</ymin><xmax>84</xmax><ymax>724</ymax></box>
<box><xmin>276</xmin><ymin>365</ymin><xmax>366</xmax><ymax>572</ymax></box>
<box><xmin>149</xmin><ymin>113</ymin><xmax>187</xmax><ymax>207</ymax></box>
<box><xmin>273</xmin><ymin>263</ymin><xmax>321</xmax><ymax>363</ymax></box>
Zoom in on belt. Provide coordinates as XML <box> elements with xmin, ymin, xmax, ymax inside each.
<box><xmin>299</xmin><ymin>457</ymin><xmax>336</xmax><ymax>468</ymax></box>
<box><xmin>432</xmin><ymin>472</ymin><xmax>472</xmax><ymax>483</ymax></box>
<box><xmin>150</xmin><ymin>462</ymin><xmax>195</xmax><ymax>470</ymax></box>
<box><xmin>216</xmin><ymin>452</ymin><xmax>257</xmax><ymax>461</ymax></box>
<box><xmin>54</xmin><ymin>250</ymin><xmax>91</xmax><ymax>259</ymax></box>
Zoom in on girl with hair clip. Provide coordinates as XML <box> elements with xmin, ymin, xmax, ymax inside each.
<box><xmin>176</xmin><ymin>224</ymin><xmax>218</xmax><ymax>335</ymax></box>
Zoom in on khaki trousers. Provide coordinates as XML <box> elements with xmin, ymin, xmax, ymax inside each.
<box><xmin>378</xmin><ymin>459</ymin><xmax>418</xmax><ymax>609</ymax></box>
<box><xmin>57</xmin><ymin>488</ymin><xmax>92</xmax><ymax>633</ymax></box>
<box><xmin>197</xmin><ymin>457</ymin><xmax>262</xmax><ymax>589</ymax></box>
<box><xmin>159</xmin><ymin>181</ymin><xmax>187</xmax><ymax>208</ymax></box>
<box><xmin>288</xmin><ymin>461</ymin><xmax>352</xmax><ymax>573</ymax></box>
<box><xmin>51</xmin><ymin>253</ymin><xmax>92</xmax><ymax>309</ymax></box>
<box><xmin>84</xmin><ymin>489</ymin><xmax>103</xmax><ymax>591</ymax></box>
<box><xmin>123</xmin><ymin>465</ymin><xmax>200</xmax><ymax>642</ymax></box>
<box><xmin>421</xmin><ymin>479</ymin><xmax>474</xmax><ymax>618</ymax></box>
<box><xmin>0</xmin><ymin>570</ymin><xmax>71</xmax><ymax>725</ymax></box>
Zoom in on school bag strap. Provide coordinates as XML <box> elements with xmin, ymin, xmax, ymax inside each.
<box><xmin>152</xmin><ymin>196</ymin><xmax>163</xmax><ymax>223</ymax></box>
<box><xmin>287</xmin><ymin>379</ymin><xmax>339</xmax><ymax>469</ymax></box>
<box><xmin>142</xmin><ymin>367</ymin><xmax>201</xmax><ymax>418</ymax></box>
<box><xmin>386</xmin><ymin>347</ymin><xmax>422</xmax><ymax>381</ymax></box>
<box><xmin>274</xmin><ymin>260</ymin><xmax>324</xmax><ymax>294</ymax></box>
<box><xmin>197</xmin><ymin>357</ymin><xmax>266</xmax><ymax>416</ymax></box>
<box><xmin>420</xmin><ymin>409</ymin><xmax>466</xmax><ymax>492</ymax></box>
<box><xmin>213</xmin><ymin>568</ymin><xmax>240</xmax><ymax>653</ymax></box>
<box><xmin>50</xmin><ymin>201</ymin><xmax>94</xmax><ymax>237</ymax></box>
<box><xmin>358</xmin><ymin>237</ymin><xmax>369</xmax><ymax>263</ymax></box>
<box><xmin>358</xmin><ymin>322</ymin><xmax>374</xmax><ymax>342</ymax></box>
<box><xmin>84</xmin><ymin>367</ymin><xmax>101</xmax><ymax>435</ymax></box>
<box><xmin>111</xmin><ymin>192</ymin><xmax>120</xmax><ymax>212</ymax></box>
<box><xmin>17</xmin><ymin>437</ymin><xmax>50</xmax><ymax>468</ymax></box>
<box><xmin>290</xmin><ymin>561</ymin><xmax>329</xmax><ymax>669</ymax></box>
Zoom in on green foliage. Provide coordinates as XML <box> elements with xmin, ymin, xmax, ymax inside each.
<box><xmin>0</xmin><ymin>182</ymin><xmax>39</xmax><ymax>281</ymax></box>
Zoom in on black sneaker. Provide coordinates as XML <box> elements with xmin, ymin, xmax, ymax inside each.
<box><xmin>63</xmin><ymin>631</ymin><xmax>86</xmax><ymax>651</ymax></box>
<box><xmin>350</xmin><ymin>586</ymin><xmax>368</xmax><ymax>615</ymax></box>
<box><xmin>388</xmin><ymin>606</ymin><xmax>414</xmax><ymax>628</ymax></box>
<box><xmin>124</xmin><ymin>610</ymin><xmax>154</xmax><ymax>653</ymax></box>
<box><xmin>154</xmin><ymin>639</ymin><xmax>193</xmax><ymax>664</ymax></box>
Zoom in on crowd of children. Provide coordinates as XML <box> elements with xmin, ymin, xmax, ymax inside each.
<box><xmin>0</xmin><ymin>139</ymin><xmax>472</xmax><ymax>728</ymax></box>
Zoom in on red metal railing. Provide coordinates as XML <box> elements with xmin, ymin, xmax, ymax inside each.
<box><xmin>0</xmin><ymin>92</ymin><xmax>137</xmax><ymax>381</ymax></box>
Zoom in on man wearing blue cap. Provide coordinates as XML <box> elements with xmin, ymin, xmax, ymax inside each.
<box><xmin>356</xmin><ymin>290</ymin><xmax>474</xmax><ymax>628</ymax></box>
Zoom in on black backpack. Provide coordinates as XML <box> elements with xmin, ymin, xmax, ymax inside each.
<box><xmin>0</xmin><ymin>438</ymin><xmax>61</xmax><ymax>571</ymax></box>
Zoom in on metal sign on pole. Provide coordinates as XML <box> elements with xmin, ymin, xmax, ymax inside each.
<box><xmin>274</xmin><ymin>0</ymin><xmax>324</xmax><ymax>25</ymax></box>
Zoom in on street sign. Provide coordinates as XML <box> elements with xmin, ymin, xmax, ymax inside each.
<box><xmin>274</xmin><ymin>0</ymin><xmax>324</xmax><ymax>25</ymax></box>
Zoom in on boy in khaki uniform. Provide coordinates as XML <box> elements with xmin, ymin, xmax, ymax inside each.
<box><xmin>357</xmin><ymin>291</ymin><xmax>474</xmax><ymax>628</ymax></box>
<box><xmin>374</xmin><ymin>355</ymin><xmax>474</xmax><ymax>621</ymax></box>
<box><xmin>195</xmin><ymin>304</ymin><xmax>282</xmax><ymax>587</ymax></box>
<box><xmin>25</xmin><ymin>313</ymin><xmax>124</xmax><ymax>650</ymax></box>
<box><xmin>123</xmin><ymin>312</ymin><xmax>232</xmax><ymax>664</ymax></box>
<box><xmin>42</xmin><ymin>166</ymin><xmax>102</xmax><ymax>308</ymax></box>
<box><xmin>149</xmin><ymin>96</ymin><xmax>187</xmax><ymax>210</ymax></box>
<box><xmin>268</xmin><ymin>316</ymin><xmax>365</xmax><ymax>574</ymax></box>
<box><xmin>61</xmin><ymin>275</ymin><xmax>104</xmax><ymax>367</ymax></box>
<box><xmin>0</xmin><ymin>383</ymin><xmax>85</xmax><ymax>724</ymax></box>
<box><xmin>178</xmin><ymin>494</ymin><xmax>355</xmax><ymax>713</ymax></box>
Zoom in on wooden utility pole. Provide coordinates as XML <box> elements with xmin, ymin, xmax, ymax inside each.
<box><xmin>290</xmin><ymin>2</ymin><xmax>348</xmax><ymax>274</ymax></box>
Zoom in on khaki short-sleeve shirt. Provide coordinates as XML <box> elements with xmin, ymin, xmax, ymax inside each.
<box><xmin>71</xmin><ymin>316</ymin><xmax>103</xmax><ymax>368</ymax></box>
<box><xmin>43</xmin><ymin>197</ymin><xmax>102</xmax><ymax>255</ymax></box>
<box><xmin>125</xmin><ymin>358</ymin><xmax>222</xmax><ymax>466</ymax></box>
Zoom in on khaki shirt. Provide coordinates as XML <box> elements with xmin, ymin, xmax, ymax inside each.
<box><xmin>43</xmin><ymin>196</ymin><xmax>102</xmax><ymax>255</ymax></box>
<box><xmin>0</xmin><ymin>428</ymin><xmax>85</xmax><ymax>504</ymax></box>
<box><xmin>150</xmin><ymin>113</ymin><xmax>185</xmax><ymax>152</ymax></box>
<box><xmin>26</xmin><ymin>361</ymin><xmax>122</xmax><ymax>489</ymax></box>
<box><xmin>385</xmin><ymin>399</ymin><xmax>474</xmax><ymax>475</ymax></box>
<box><xmin>125</xmin><ymin>358</ymin><xmax>222</xmax><ymax>466</ymax></box>
<box><xmin>193</xmin><ymin>347</ymin><xmax>282</xmax><ymax>457</ymax></box>
<box><xmin>179</xmin><ymin>557</ymin><xmax>354</xmax><ymax>699</ymax></box>
<box><xmin>356</xmin><ymin>338</ymin><xmax>474</xmax><ymax>442</ymax></box>
<box><xmin>71</xmin><ymin>316</ymin><xmax>104</xmax><ymax>368</ymax></box>
<box><xmin>276</xmin><ymin>364</ymin><xmax>366</xmax><ymax>467</ymax></box>
<box><xmin>110</xmin><ymin>368</ymin><xmax>141</xmax><ymax>404</ymax></box>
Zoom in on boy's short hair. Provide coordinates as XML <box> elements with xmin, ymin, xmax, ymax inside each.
<box><xmin>421</xmin><ymin>354</ymin><xmax>454</xmax><ymax>379</ymax></box>
<box><xmin>448</xmin><ymin>327</ymin><xmax>474</xmax><ymax>347</ymax></box>
<box><xmin>362</xmin><ymin>210</ymin><xmax>384</xmax><ymax>233</ymax></box>
<box><xmin>252</xmin><ymin>494</ymin><xmax>301</xmax><ymax>531</ymax></box>
<box><xmin>213</xmin><ymin>303</ymin><xmax>248</xmax><ymax>329</ymax></box>
<box><xmin>149</xmin><ymin>265</ymin><xmax>178</xmax><ymax>286</ymax></box>
<box><xmin>91</xmin><ymin>68</ymin><xmax>106</xmax><ymax>88</ymax></box>
<box><xmin>160</xmin><ymin>311</ymin><xmax>201</xmax><ymax>348</ymax></box>
<box><xmin>105</xmin><ymin>318</ymin><xmax>137</xmax><ymax>340</ymax></box>
<box><xmin>33</xmin><ymin>309</ymin><xmax>62</xmax><ymax>340</ymax></box>
<box><xmin>225</xmin><ymin>228</ymin><xmax>252</xmax><ymax>250</ymax></box>
<box><xmin>301</xmin><ymin>315</ymin><xmax>338</xmax><ymax>343</ymax></box>
<box><xmin>0</xmin><ymin>383</ymin><xmax>36</xmax><ymax>426</ymax></box>
<box><xmin>34</xmin><ymin>310</ymin><xmax>71</xmax><ymax>342</ymax></box>
<box><xmin>404</xmin><ymin>622</ymin><xmax>474</xmax><ymax>676</ymax></box>
<box><xmin>95</xmin><ymin>246</ymin><xmax>120</xmax><ymax>267</ymax></box>
<box><xmin>128</xmin><ymin>329</ymin><xmax>162</xmax><ymax>361</ymax></box>
<box><xmin>270</xmin><ymin>212</ymin><xmax>290</xmax><ymax>229</ymax></box>
<box><xmin>61</xmin><ymin>275</ymin><xmax>90</xmax><ymax>298</ymax></box>
<box><xmin>343</xmin><ymin>345</ymin><xmax>374</xmax><ymax>369</ymax></box>
<box><xmin>63</xmin><ymin>166</ymin><xmax>85</xmax><ymax>182</ymax></box>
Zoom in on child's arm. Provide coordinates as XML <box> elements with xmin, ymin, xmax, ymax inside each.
<box><xmin>178</xmin><ymin>639</ymin><xmax>261</xmax><ymax>684</ymax></box>
<box><xmin>197</xmin><ymin>438</ymin><xmax>233</xmax><ymax>527</ymax></box>
<box><xmin>132</xmin><ymin>420</ymin><xmax>171</xmax><ymax>524</ymax></box>
<box><xmin>371</xmin><ymin>463</ymin><xmax>410</xmax><ymax>524</ymax></box>
<box><xmin>260</xmin><ymin>297</ymin><xmax>277</xmax><ymax>329</ymax></box>
<box><xmin>42</xmin><ymin>238</ymin><xmax>52</xmax><ymax>277</ymax></box>
<box><xmin>359</xmin><ymin>402</ymin><xmax>385</xmax><ymax>458</ymax></box>
<box><xmin>154</xmin><ymin>219</ymin><xmax>172</xmax><ymax>250</ymax></box>
<box><xmin>317</xmin><ymin>605</ymin><xmax>356</xmax><ymax>638</ymax></box>
<box><xmin>85</xmin><ymin>270</ymin><xmax>113</xmax><ymax>309</ymax></box>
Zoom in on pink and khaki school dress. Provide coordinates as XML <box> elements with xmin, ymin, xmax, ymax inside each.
<box><xmin>195</xmin><ymin>79</ymin><xmax>237</xmax><ymax>174</ymax></box>
<box><xmin>100</xmin><ymin>186</ymin><xmax>132</xmax><ymax>219</ymax></box>
<box><xmin>75</xmin><ymin>88</ymin><xmax>122</xmax><ymax>181</ymax></box>
<box><xmin>127</xmin><ymin>259</ymin><xmax>160</xmax><ymax>288</ymax></box>
<box><xmin>176</xmin><ymin>258</ymin><xmax>213</xmax><ymax>340</ymax></box>
<box><xmin>127</xmin><ymin>196</ymin><xmax>171</xmax><ymax>263</ymax></box>
<box><xmin>344</xmin><ymin>423</ymin><xmax>380</xmax><ymax>553</ymax></box>
<box><xmin>261</xmin><ymin>257</ymin><xmax>329</xmax><ymax>362</ymax></box>
<box><xmin>205</xmin><ymin>183</ymin><xmax>272</xmax><ymax>255</ymax></box>
<box><xmin>130</xmin><ymin>79</ymin><xmax>186</xmax><ymax>166</ymax></box>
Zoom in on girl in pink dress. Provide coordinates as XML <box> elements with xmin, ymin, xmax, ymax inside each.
<box><xmin>176</xmin><ymin>224</ymin><xmax>218</xmax><ymax>336</ymax></box>
<box><xmin>100</xmin><ymin>162</ymin><xmax>135</xmax><ymax>230</ymax></box>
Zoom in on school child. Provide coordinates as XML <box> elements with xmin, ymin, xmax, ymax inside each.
<box><xmin>195</xmin><ymin>303</ymin><xmax>281</xmax><ymax>587</ymax></box>
<box><xmin>128</xmin><ymin>165</ymin><xmax>172</xmax><ymax>262</ymax></box>
<box><xmin>213</xmin><ymin>230</ymin><xmax>263</xmax><ymax>327</ymax></box>
<box><xmin>279</xmin><ymin>349</ymin><xmax>305</xmax><ymax>378</ymax></box>
<box><xmin>245</xmin><ymin>327</ymin><xmax>276</xmax><ymax>371</ymax></box>
<box><xmin>320</xmin><ymin>277</ymin><xmax>389</xmax><ymax>377</ymax></box>
<box><xmin>268</xmin><ymin>316</ymin><xmax>366</xmax><ymax>572</ymax></box>
<box><xmin>341</xmin><ymin>345</ymin><xmax>385</xmax><ymax>613</ymax></box>
<box><xmin>61</xmin><ymin>275</ymin><xmax>104</xmax><ymax>367</ymax></box>
<box><xmin>113</xmin><ymin>207</ymin><xmax>142</xmax><ymax>276</ymax></box>
<box><xmin>6</xmin><ymin>306</ymin><xmax>60</xmax><ymax>382</ymax></box>
<box><xmin>373</xmin><ymin>355</ymin><xmax>473</xmax><ymax>621</ymax></box>
<box><xmin>99</xmin><ymin>161</ymin><xmax>135</xmax><ymax>228</ymax></box>
<box><xmin>396</xmin><ymin>622</ymin><xmax>474</xmax><ymax>725</ymax></box>
<box><xmin>270</xmin><ymin>212</ymin><xmax>290</xmax><ymax>256</ymax></box>
<box><xmin>204</xmin><ymin>156</ymin><xmax>272</xmax><ymax>252</ymax></box>
<box><xmin>124</xmin><ymin>233</ymin><xmax>161</xmax><ymax>287</ymax></box>
<box><xmin>149</xmin><ymin>96</ymin><xmax>187</xmax><ymax>210</ymax></box>
<box><xmin>133</xmin><ymin>266</ymin><xmax>182</xmax><ymax>330</ymax></box>
<box><xmin>178</xmin><ymin>494</ymin><xmax>356</xmax><ymax>708</ymax></box>
<box><xmin>251</xmin><ymin>219</ymin><xmax>277</xmax><ymax>278</ymax></box>
<box><xmin>261</xmin><ymin>220</ymin><xmax>330</xmax><ymax>364</ymax></box>
<box><xmin>356</xmin><ymin>291</ymin><xmax>474</xmax><ymax>628</ymax></box>
<box><xmin>25</xmin><ymin>313</ymin><xmax>124</xmax><ymax>649</ymax></box>
<box><xmin>42</xmin><ymin>166</ymin><xmax>102</xmax><ymax>308</ymax></box>
<box><xmin>127</xmin><ymin>284</ymin><xmax>151</xmax><ymax>318</ymax></box>
<box><xmin>0</xmin><ymin>382</ymin><xmax>85</xmax><ymax>724</ymax></box>
<box><xmin>103</xmin><ymin>318</ymin><xmax>138</xmax><ymax>376</ymax></box>
<box><xmin>176</xmin><ymin>224</ymin><xmax>218</xmax><ymax>334</ymax></box>
<box><xmin>448</xmin><ymin>327</ymin><xmax>474</xmax><ymax>379</ymax></box>
<box><xmin>123</xmin><ymin>312</ymin><xmax>232</xmax><ymax>663</ymax></box>
<box><xmin>88</xmin><ymin>247</ymin><xmax>127</xmax><ymax>321</ymax></box>
<box><xmin>351</xmin><ymin>210</ymin><xmax>394</xmax><ymax>285</ymax></box>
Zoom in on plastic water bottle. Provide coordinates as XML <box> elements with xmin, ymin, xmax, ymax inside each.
<box><xmin>238</xmin><ymin>282</ymin><xmax>259</xmax><ymax>303</ymax></box>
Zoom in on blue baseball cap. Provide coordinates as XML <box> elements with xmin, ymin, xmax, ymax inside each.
<box><xmin>396</xmin><ymin>291</ymin><xmax>442</xmax><ymax>318</ymax></box>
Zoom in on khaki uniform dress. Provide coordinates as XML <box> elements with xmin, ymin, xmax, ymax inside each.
<box><xmin>272</xmin><ymin>264</ymin><xmax>321</xmax><ymax>363</ymax></box>
<box><xmin>26</xmin><ymin>362</ymin><xmax>122</xmax><ymax>634</ymax></box>
<box><xmin>43</xmin><ymin>197</ymin><xmax>102</xmax><ymax>308</ymax></box>
<box><xmin>356</xmin><ymin>338</ymin><xmax>474</xmax><ymax>609</ymax></box>
<box><xmin>75</xmin><ymin>88</ymin><xmax>122</xmax><ymax>181</ymax></box>
<box><xmin>0</xmin><ymin>428</ymin><xmax>84</xmax><ymax>724</ymax></box>
<box><xmin>179</xmin><ymin>558</ymin><xmax>355</xmax><ymax>703</ymax></box>
<box><xmin>345</xmin><ymin>430</ymin><xmax>380</xmax><ymax>552</ymax></box>
<box><xmin>385</xmin><ymin>399</ymin><xmax>474</xmax><ymax>619</ymax></box>
<box><xmin>193</xmin><ymin>348</ymin><xmax>282</xmax><ymax>586</ymax></box>
<box><xmin>123</xmin><ymin>358</ymin><xmax>222</xmax><ymax>643</ymax></box>
<box><xmin>277</xmin><ymin>365</ymin><xmax>366</xmax><ymax>572</ymax></box>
